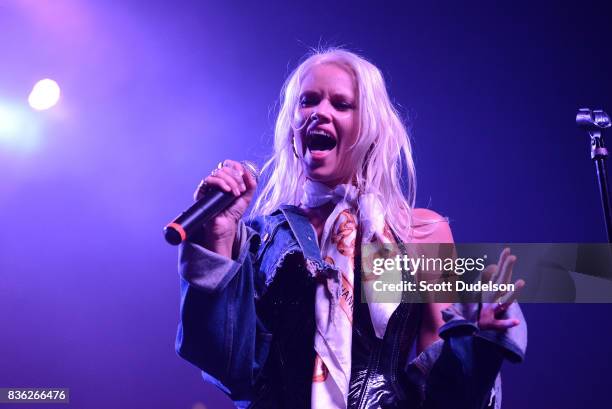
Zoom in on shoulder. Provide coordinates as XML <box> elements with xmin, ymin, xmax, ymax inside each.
<box><xmin>401</xmin><ymin>208</ymin><xmax>454</xmax><ymax>244</ymax></box>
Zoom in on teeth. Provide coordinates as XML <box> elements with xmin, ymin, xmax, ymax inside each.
<box><xmin>308</xmin><ymin>130</ymin><xmax>333</xmax><ymax>138</ymax></box>
<box><xmin>307</xmin><ymin>129</ymin><xmax>337</xmax><ymax>152</ymax></box>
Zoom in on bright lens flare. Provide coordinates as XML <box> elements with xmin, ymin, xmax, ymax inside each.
<box><xmin>28</xmin><ymin>79</ymin><xmax>61</xmax><ymax>110</ymax></box>
<box><xmin>0</xmin><ymin>102</ymin><xmax>41</xmax><ymax>152</ymax></box>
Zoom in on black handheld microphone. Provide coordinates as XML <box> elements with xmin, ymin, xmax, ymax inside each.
<box><xmin>163</xmin><ymin>161</ymin><xmax>259</xmax><ymax>245</ymax></box>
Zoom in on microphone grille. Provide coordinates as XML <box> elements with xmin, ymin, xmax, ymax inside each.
<box><xmin>241</xmin><ymin>160</ymin><xmax>261</xmax><ymax>180</ymax></box>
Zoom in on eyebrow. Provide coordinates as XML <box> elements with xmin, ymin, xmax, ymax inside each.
<box><xmin>299</xmin><ymin>90</ymin><xmax>355</xmax><ymax>100</ymax></box>
<box><xmin>330</xmin><ymin>92</ymin><xmax>355</xmax><ymax>101</ymax></box>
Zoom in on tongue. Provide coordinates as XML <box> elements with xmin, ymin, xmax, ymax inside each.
<box><xmin>310</xmin><ymin>146</ymin><xmax>333</xmax><ymax>152</ymax></box>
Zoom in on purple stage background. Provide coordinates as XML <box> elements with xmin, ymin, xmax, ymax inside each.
<box><xmin>1</xmin><ymin>1</ymin><xmax>611</xmax><ymax>408</ymax></box>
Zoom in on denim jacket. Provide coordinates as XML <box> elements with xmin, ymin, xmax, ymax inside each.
<box><xmin>176</xmin><ymin>205</ymin><xmax>527</xmax><ymax>408</ymax></box>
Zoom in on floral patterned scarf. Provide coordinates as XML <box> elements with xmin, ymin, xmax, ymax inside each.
<box><xmin>301</xmin><ymin>180</ymin><xmax>403</xmax><ymax>408</ymax></box>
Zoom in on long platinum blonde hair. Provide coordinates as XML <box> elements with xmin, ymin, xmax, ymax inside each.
<box><xmin>250</xmin><ymin>48</ymin><xmax>417</xmax><ymax>236</ymax></box>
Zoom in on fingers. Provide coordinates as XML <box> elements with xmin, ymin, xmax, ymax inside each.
<box><xmin>481</xmin><ymin>247</ymin><xmax>523</xmax><ymax>305</ymax></box>
<box><xmin>495</xmin><ymin>254</ymin><xmax>516</xmax><ymax>299</ymax></box>
<box><xmin>497</xmin><ymin>252</ymin><xmax>516</xmax><ymax>285</ymax></box>
<box><xmin>194</xmin><ymin>179</ymin><xmax>208</xmax><ymax>201</ymax></box>
<box><xmin>483</xmin><ymin>248</ymin><xmax>516</xmax><ymax>302</ymax></box>
<box><xmin>211</xmin><ymin>168</ymin><xmax>244</xmax><ymax>197</ymax></box>
<box><xmin>496</xmin><ymin>247</ymin><xmax>511</xmax><ymax>278</ymax></box>
<box><xmin>479</xmin><ymin>249</ymin><xmax>526</xmax><ymax>331</ymax></box>
<box><xmin>242</xmin><ymin>164</ymin><xmax>257</xmax><ymax>191</ymax></box>
<box><xmin>218</xmin><ymin>159</ymin><xmax>258</xmax><ymax>194</ymax></box>
<box><xmin>194</xmin><ymin>159</ymin><xmax>257</xmax><ymax>201</ymax></box>
<box><xmin>481</xmin><ymin>264</ymin><xmax>497</xmax><ymax>282</ymax></box>
<box><xmin>480</xmin><ymin>300</ymin><xmax>522</xmax><ymax>331</ymax></box>
<box><xmin>483</xmin><ymin>317</ymin><xmax>521</xmax><ymax>331</ymax></box>
<box><xmin>482</xmin><ymin>247</ymin><xmax>510</xmax><ymax>289</ymax></box>
<box><xmin>480</xmin><ymin>264</ymin><xmax>498</xmax><ymax>303</ymax></box>
<box><xmin>494</xmin><ymin>279</ymin><xmax>525</xmax><ymax>316</ymax></box>
<box><xmin>222</xmin><ymin>159</ymin><xmax>258</xmax><ymax>198</ymax></box>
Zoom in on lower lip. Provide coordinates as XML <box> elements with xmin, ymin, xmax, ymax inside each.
<box><xmin>308</xmin><ymin>149</ymin><xmax>333</xmax><ymax>160</ymax></box>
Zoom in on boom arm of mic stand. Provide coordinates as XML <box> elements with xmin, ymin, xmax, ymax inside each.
<box><xmin>577</xmin><ymin>108</ymin><xmax>612</xmax><ymax>243</ymax></box>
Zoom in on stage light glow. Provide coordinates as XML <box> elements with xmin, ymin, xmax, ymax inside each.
<box><xmin>28</xmin><ymin>79</ymin><xmax>61</xmax><ymax>111</ymax></box>
<box><xmin>0</xmin><ymin>103</ymin><xmax>41</xmax><ymax>152</ymax></box>
<box><xmin>0</xmin><ymin>105</ymin><xmax>21</xmax><ymax>136</ymax></box>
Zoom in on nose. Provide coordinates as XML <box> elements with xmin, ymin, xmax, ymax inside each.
<box><xmin>310</xmin><ymin>100</ymin><xmax>333</xmax><ymax>124</ymax></box>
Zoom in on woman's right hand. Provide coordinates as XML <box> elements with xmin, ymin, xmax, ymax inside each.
<box><xmin>194</xmin><ymin>159</ymin><xmax>257</xmax><ymax>258</ymax></box>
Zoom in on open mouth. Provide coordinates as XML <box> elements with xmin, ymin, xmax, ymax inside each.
<box><xmin>306</xmin><ymin>130</ymin><xmax>337</xmax><ymax>151</ymax></box>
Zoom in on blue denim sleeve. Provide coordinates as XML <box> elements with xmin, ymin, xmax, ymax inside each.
<box><xmin>175</xmin><ymin>221</ymin><xmax>260</xmax><ymax>400</ymax></box>
<box><xmin>405</xmin><ymin>303</ymin><xmax>527</xmax><ymax>409</ymax></box>
<box><xmin>439</xmin><ymin>302</ymin><xmax>527</xmax><ymax>363</ymax></box>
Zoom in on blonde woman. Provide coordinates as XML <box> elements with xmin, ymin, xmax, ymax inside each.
<box><xmin>176</xmin><ymin>49</ymin><xmax>526</xmax><ymax>409</ymax></box>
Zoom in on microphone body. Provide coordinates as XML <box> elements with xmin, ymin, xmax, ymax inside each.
<box><xmin>164</xmin><ymin>161</ymin><xmax>258</xmax><ymax>245</ymax></box>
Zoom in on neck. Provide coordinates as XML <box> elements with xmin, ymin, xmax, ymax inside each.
<box><xmin>308</xmin><ymin>175</ymin><xmax>353</xmax><ymax>189</ymax></box>
<box><xmin>299</xmin><ymin>202</ymin><xmax>335</xmax><ymax>242</ymax></box>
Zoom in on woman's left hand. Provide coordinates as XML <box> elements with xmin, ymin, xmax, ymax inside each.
<box><xmin>478</xmin><ymin>248</ymin><xmax>525</xmax><ymax>331</ymax></box>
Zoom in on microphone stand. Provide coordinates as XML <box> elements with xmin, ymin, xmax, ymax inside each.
<box><xmin>576</xmin><ymin>108</ymin><xmax>612</xmax><ymax>242</ymax></box>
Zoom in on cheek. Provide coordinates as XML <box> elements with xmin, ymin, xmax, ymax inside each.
<box><xmin>340</xmin><ymin>117</ymin><xmax>359</xmax><ymax>147</ymax></box>
<box><xmin>293</xmin><ymin>108</ymin><xmax>311</xmax><ymax>130</ymax></box>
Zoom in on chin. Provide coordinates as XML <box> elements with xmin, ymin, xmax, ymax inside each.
<box><xmin>305</xmin><ymin>170</ymin><xmax>347</xmax><ymax>187</ymax></box>
<box><xmin>302</xmin><ymin>156</ymin><xmax>351</xmax><ymax>185</ymax></box>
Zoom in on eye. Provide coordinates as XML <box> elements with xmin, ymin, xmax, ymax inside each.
<box><xmin>299</xmin><ymin>94</ymin><xmax>320</xmax><ymax>108</ymax></box>
<box><xmin>333</xmin><ymin>100</ymin><xmax>355</xmax><ymax>111</ymax></box>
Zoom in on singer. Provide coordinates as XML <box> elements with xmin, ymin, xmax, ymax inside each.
<box><xmin>175</xmin><ymin>49</ymin><xmax>526</xmax><ymax>408</ymax></box>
